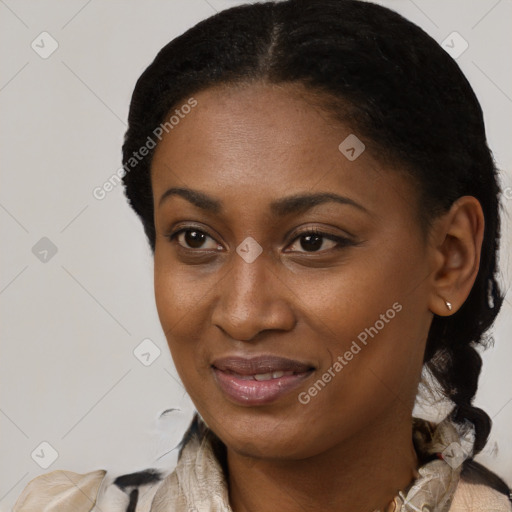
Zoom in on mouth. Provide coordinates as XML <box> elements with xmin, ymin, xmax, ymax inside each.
<box><xmin>211</xmin><ymin>355</ymin><xmax>315</xmax><ymax>405</ymax></box>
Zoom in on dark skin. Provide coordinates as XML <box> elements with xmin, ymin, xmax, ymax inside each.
<box><xmin>150</xmin><ymin>82</ymin><xmax>484</xmax><ymax>512</ymax></box>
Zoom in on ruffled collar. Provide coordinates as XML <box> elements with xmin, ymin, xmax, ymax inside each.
<box><xmin>384</xmin><ymin>417</ymin><xmax>474</xmax><ymax>511</ymax></box>
<box><xmin>151</xmin><ymin>416</ymin><xmax>474</xmax><ymax>512</ymax></box>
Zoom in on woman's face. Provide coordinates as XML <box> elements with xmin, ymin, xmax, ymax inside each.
<box><xmin>151</xmin><ymin>82</ymin><xmax>435</xmax><ymax>459</ymax></box>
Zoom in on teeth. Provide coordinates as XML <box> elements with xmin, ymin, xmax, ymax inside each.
<box><xmin>237</xmin><ymin>374</ymin><xmax>256</xmax><ymax>380</ymax></box>
<box><xmin>254</xmin><ymin>372</ymin><xmax>273</xmax><ymax>381</ymax></box>
<box><xmin>252</xmin><ymin>370</ymin><xmax>293</xmax><ymax>381</ymax></box>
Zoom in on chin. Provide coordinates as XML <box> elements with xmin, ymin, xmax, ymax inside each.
<box><xmin>207</xmin><ymin>410</ymin><xmax>321</xmax><ymax>460</ymax></box>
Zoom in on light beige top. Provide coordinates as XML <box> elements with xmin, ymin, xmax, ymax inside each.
<box><xmin>13</xmin><ymin>420</ymin><xmax>512</xmax><ymax>512</ymax></box>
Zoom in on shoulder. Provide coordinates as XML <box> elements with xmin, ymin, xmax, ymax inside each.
<box><xmin>13</xmin><ymin>468</ymin><xmax>107</xmax><ymax>512</ymax></box>
<box><xmin>450</xmin><ymin>460</ymin><xmax>512</xmax><ymax>512</ymax></box>
<box><xmin>13</xmin><ymin>466</ymin><xmax>169</xmax><ymax>512</ymax></box>
<box><xmin>451</xmin><ymin>480</ymin><xmax>512</xmax><ymax>511</ymax></box>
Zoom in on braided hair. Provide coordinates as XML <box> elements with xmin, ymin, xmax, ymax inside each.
<box><xmin>122</xmin><ymin>0</ymin><xmax>505</xmax><ymax>487</ymax></box>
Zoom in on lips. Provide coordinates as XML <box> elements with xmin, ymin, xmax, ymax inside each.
<box><xmin>213</xmin><ymin>355</ymin><xmax>312</xmax><ymax>374</ymax></box>
<box><xmin>212</xmin><ymin>355</ymin><xmax>314</xmax><ymax>405</ymax></box>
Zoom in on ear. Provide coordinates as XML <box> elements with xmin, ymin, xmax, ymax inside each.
<box><xmin>428</xmin><ymin>196</ymin><xmax>485</xmax><ymax>317</ymax></box>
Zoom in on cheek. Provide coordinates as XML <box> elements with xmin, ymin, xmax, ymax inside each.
<box><xmin>154</xmin><ymin>254</ymin><xmax>214</xmax><ymax>331</ymax></box>
<box><xmin>290</xmin><ymin>235</ymin><xmax>425</xmax><ymax>343</ymax></box>
<box><xmin>290</xmin><ymin>239</ymin><xmax>428</xmax><ymax>397</ymax></box>
<box><xmin>153</xmin><ymin>256</ymin><xmax>227</xmax><ymax>402</ymax></box>
<box><xmin>151</xmin><ymin>229</ymin><xmax>430</xmax><ymax>457</ymax></box>
<box><xmin>153</xmin><ymin>261</ymin><xmax>203</xmax><ymax>374</ymax></box>
<box><xmin>290</xmin><ymin>295</ymin><xmax>425</xmax><ymax>456</ymax></box>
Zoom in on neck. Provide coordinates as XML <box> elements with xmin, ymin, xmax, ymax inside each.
<box><xmin>227</xmin><ymin>409</ymin><xmax>418</xmax><ymax>512</ymax></box>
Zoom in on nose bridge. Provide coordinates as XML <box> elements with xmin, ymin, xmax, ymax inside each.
<box><xmin>212</xmin><ymin>249</ymin><xmax>295</xmax><ymax>340</ymax></box>
<box><xmin>226</xmin><ymin>252</ymin><xmax>270</xmax><ymax>320</ymax></box>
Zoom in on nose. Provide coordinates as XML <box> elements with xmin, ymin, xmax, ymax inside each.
<box><xmin>211</xmin><ymin>250</ymin><xmax>296</xmax><ymax>341</ymax></box>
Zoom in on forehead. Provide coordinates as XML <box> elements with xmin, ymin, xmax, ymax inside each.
<box><xmin>155</xmin><ymin>82</ymin><xmax>346</xmax><ymax>169</ymax></box>
<box><xmin>150</xmin><ymin>82</ymin><xmax>416</xmax><ymax>221</ymax></box>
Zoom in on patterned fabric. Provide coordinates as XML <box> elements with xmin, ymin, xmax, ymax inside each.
<box><xmin>13</xmin><ymin>416</ymin><xmax>512</xmax><ymax>512</ymax></box>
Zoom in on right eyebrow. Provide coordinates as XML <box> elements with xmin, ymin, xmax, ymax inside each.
<box><xmin>158</xmin><ymin>187</ymin><xmax>221</xmax><ymax>213</ymax></box>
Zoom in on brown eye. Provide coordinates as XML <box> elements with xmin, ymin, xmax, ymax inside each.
<box><xmin>170</xmin><ymin>228</ymin><xmax>221</xmax><ymax>250</ymax></box>
<box><xmin>287</xmin><ymin>231</ymin><xmax>343</xmax><ymax>253</ymax></box>
<box><xmin>184</xmin><ymin>230</ymin><xmax>206</xmax><ymax>248</ymax></box>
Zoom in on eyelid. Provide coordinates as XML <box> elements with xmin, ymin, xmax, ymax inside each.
<box><xmin>291</xmin><ymin>225</ymin><xmax>351</xmax><ymax>239</ymax></box>
<box><xmin>285</xmin><ymin>221</ymin><xmax>356</xmax><ymax>240</ymax></box>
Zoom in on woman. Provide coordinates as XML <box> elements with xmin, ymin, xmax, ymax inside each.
<box><xmin>13</xmin><ymin>0</ymin><xmax>511</xmax><ymax>510</ymax></box>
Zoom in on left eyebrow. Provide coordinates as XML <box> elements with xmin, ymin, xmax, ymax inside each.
<box><xmin>270</xmin><ymin>192</ymin><xmax>369</xmax><ymax>216</ymax></box>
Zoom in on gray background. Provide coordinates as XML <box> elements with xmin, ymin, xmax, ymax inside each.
<box><xmin>1</xmin><ymin>0</ymin><xmax>511</xmax><ymax>510</ymax></box>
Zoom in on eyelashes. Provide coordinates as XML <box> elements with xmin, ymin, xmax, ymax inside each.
<box><xmin>286</xmin><ymin>227</ymin><xmax>354</xmax><ymax>253</ymax></box>
<box><xmin>168</xmin><ymin>228</ymin><xmax>222</xmax><ymax>251</ymax></box>
<box><xmin>167</xmin><ymin>226</ymin><xmax>355</xmax><ymax>254</ymax></box>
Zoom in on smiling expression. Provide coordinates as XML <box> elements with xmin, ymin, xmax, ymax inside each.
<box><xmin>151</xmin><ymin>81</ymin><xmax>435</xmax><ymax>460</ymax></box>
